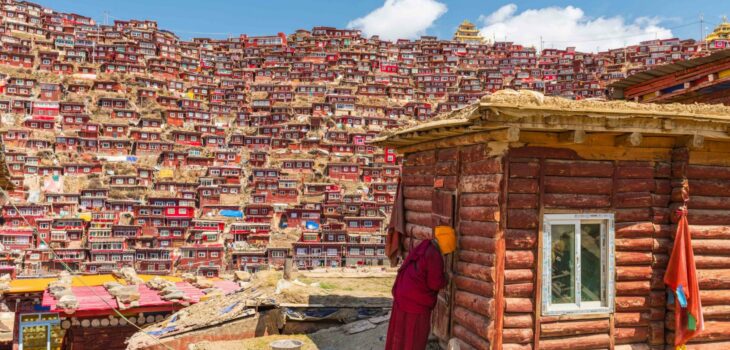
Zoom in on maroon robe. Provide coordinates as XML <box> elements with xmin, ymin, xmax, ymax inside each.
<box><xmin>385</xmin><ymin>240</ymin><xmax>446</xmax><ymax>350</ymax></box>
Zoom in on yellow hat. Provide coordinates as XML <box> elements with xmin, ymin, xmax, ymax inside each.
<box><xmin>434</xmin><ymin>226</ymin><xmax>456</xmax><ymax>255</ymax></box>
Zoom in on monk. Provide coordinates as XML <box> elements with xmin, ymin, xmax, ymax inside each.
<box><xmin>385</xmin><ymin>226</ymin><xmax>456</xmax><ymax>350</ymax></box>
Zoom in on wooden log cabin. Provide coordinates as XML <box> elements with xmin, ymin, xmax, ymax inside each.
<box><xmin>372</xmin><ymin>90</ymin><xmax>730</xmax><ymax>350</ymax></box>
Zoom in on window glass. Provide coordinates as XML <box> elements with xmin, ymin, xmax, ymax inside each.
<box><xmin>551</xmin><ymin>224</ymin><xmax>575</xmax><ymax>305</ymax></box>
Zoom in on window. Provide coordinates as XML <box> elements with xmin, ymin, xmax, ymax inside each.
<box><xmin>542</xmin><ymin>213</ymin><xmax>615</xmax><ymax>316</ymax></box>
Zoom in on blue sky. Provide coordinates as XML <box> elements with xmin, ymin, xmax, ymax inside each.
<box><xmin>37</xmin><ymin>0</ymin><xmax>728</xmax><ymax>51</ymax></box>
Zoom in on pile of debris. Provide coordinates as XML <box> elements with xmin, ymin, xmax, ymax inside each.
<box><xmin>48</xmin><ymin>272</ymin><xmax>78</xmax><ymax>314</ymax></box>
<box><xmin>146</xmin><ymin>277</ymin><xmax>190</xmax><ymax>304</ymax></box>
<box><xmin>103</xmin><ymin>282</ymin><xmax>140</xmax><ymax>310</ymax></box>
<box><xmin>126</xmin><ymin>279</ymin><xmax>276</xmax><ymax>350</ymax></box>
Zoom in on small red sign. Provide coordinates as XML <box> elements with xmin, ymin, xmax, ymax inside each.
<box><xmin>434</xmin><ymin>178</ymin><xmax>444</xmax><ymax>188</ymax></box>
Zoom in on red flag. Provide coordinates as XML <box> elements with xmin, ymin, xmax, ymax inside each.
<box><xmin>664</xmin><ymin>181</ymin><xmax>704</xmax><ymax>346</ymax></box>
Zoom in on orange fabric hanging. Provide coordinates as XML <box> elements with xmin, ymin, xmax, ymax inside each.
<box><xmin>664</xmin><ymin>181</ymin><xmax>704</xmax><ymax>346</ymax></box>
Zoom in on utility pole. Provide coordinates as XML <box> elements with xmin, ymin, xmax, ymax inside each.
<box><xmin>700</xmin><ymin>14</ymin><xmax>704</xmax><ymax>41</ymax></box>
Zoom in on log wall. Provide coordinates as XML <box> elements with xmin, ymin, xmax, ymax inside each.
<box><xmin>399</xmin><ymin>143</ymin><xmax>730</xmax><ymax>350</ymax></box>
<box><xmin>401</xmin><ymin>144</ymin><xmax>503</xmax><ymax>350</ymax></box>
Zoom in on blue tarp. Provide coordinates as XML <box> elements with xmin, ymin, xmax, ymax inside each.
<box><xmin>305</xmin><ymin>221</ymin><xmax>320</xmax><ymax>230</ymax></box>
<box><xmin>220</xmin><ymin>210</ymin><xmax>243</xmax><ymax>218</ymax></box>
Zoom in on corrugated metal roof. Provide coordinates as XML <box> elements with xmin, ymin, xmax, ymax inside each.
<box><xmin>610</xmin><ymin>49</ymin><xmax>730</xmax><ymax>90</ymax></box>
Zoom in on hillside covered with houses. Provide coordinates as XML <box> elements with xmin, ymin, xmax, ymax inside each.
<box><xmin>0</xmin><ymin>0</ymin><xmax>726</xmax><ymax>279</ymax></box>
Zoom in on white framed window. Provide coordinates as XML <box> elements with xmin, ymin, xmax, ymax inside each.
<box><xmin>542</xmin><ymin>213</ymin><xmax>615</xmax><ymax>316</ymax></box>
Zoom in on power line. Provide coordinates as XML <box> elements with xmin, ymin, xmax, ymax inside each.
<box><xmin>0</xmin><ymin>188</ymin><xmax>175</xmax><ymax>350</ymax></box>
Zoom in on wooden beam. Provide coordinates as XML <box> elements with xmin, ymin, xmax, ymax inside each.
<box><xmin>679</xmin><ymin>134</ymin><xmax>705</xmax><ymax>150</ymax></box>
<box><xmin>557</xmin><ymin>130</ymin><xmax>586</xmax><ymax>144</ymax></box>
<box><xmin>615</xmin><ymin>132</ymin><xmax>643</xmax><ymax>147</ymax></box>
<box><xmin>490</xmin><ymin>126</ymin><xmax>521</xmax><ymax>142</ymax></box>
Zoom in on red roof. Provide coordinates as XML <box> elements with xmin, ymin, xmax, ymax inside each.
<box><xmin>42</xmin><ymin>280</ymin><xmax>240</xmax><ymax>317</ymax></box>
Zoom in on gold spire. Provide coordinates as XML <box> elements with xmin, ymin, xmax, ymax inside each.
<box><xmin>453</xmin><ymin>20</ymin><xmax>487</xmax><ymax>44</ymax></box>
<box><xmin>706</xmin><ymin>16</ymin><xmax>730</xmax><ymax>42</ymax></box>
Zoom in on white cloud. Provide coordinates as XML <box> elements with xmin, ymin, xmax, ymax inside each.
<box><xmin>478</xmin><ymin>4</ymin><xmax>673</xmax><ymax>52</ymax></box>
<box><xmin>348</xmin><ymin>0</ymin><xmax>447</xmax><ymax>41</ymax></box>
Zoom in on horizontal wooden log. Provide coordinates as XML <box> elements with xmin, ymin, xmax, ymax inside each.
<box><xmin>510</xmin><ymin>161</ymin><xmax>539</xmax><ymax>178</ymax></box>
<box><xmin>616</xmin><ymin>238</ymin><xmax>654</xmax><ymax>252</ymax></box>
<box><xmin>615</xmin><ymin>208</ymin><xmax>653</xmax><ymax>222</ymax></box>
<box><xmin>501</xmin><ymin>343</ymin><xmax>532</xmax><ymax>350</ymax></box>
<box><xmin>403</xmin><ymin>186</ymin><xmax>432</xmax><ymax>199</ymax></box>
<box><xmin>453</xmin><ymin>306</ymin><xmax>490</xmax><ymax>339</ymax></box>
<box><xmin>405</xmin><ymin>210</ymin><xmax>432</xmax><ymax>226</ymax></box>
<box><xmin>507</xmin><ymin>209</ymin><xmax>539</xmax><ymax>229</ymax></box>
<box><xmin>616</xmin><ymin>222</ymin><xmax>655</xmax><ymax>238</ymax></box>
<box><xmin>696</xmin><ymin>255</ymin><xmax>730</xmax><ymax>269</ymax></box>
<box><xmin>614</xmin><ymin>311</ymin><xmax>652</xmax><ymax>326</ymax></box>
<box><xmin>616</xmin><ymin>266</ymin><xmax>652</xmax><ymax>282</ymax></box>
<box><xmin>460</xmin><ymin>206</ymin><xmax>500</xmax><ymax>222</ymax></box>
<box><xmin>505</xmin><ymin>229</ymin><xmax>537</xmax><ymax>249</ymax></box>
<box><xmin>684</xmin><ymin>207</ymin><xmax>730</xmax><ymax>225</ymax></box>
<box><xmin>692</xmin><ymin>240</ymin><xmax>730</xmax><ymax>255</ymax></box>
<box><xmin>616</xmin><ymin>296</ymin><xmax>651</xmax><ymax>311</ymax></box>
<box><xmin>655</xmin><ymin>179</ymin><xmax>672</xmax><ymax>194</ymax></box>
<box><xmin>671</xmin><ymin>192</ymin><xmax>730</xmax><ymax>210</ymax></box>
<box><xmin>543</xmin><ymin>160</ymin><xmax>614</xmax><ymax>178</ymax></box>
<box><xmin>543</xmin><ymin>193</ymin><xmax>611</xmax><ymax>208</ymax></box>
<box><xmin>616</xmin><ymin>178</ymin><xmax>655</xmax><ymax>192</ymax></box>
<box><xmin>699</xmin><ymin>269</ymin><xmax>730</xmax><ymax>290</ymax></box>
<box><xmin>616</xmin><ymin>165</ymin><xmax>655</xmax><ymax>179</ymax></box>
<box><xmin>666</xmin><ymin>321</ymin><xmax>730</xmax><ymax>343</ymax></box>
<box><xmin>405</xmin><ymin>150</ymin><xmax>436</xmax><ymax>166</ymax></box>
<box><xmin>507</xmin><ymin>193</ymin><xmax>539</xmax><ymax>209</ymax></box>
<box><xmin>538</xmin><ymin>334</ymin><xmax>610</xmax><ymax>350</ymax></box>
<box><xmin>460</xmin><ymin>236</ymin><xmax>496</xmax><ymax>254</ymax></box>
<box><xmin>504</xmin><ymin>298</ymin><xmax>533</xmax><ymax>313</ymax></box>
<box><xmin>703</xmin><ymin>305</ymin><xmax>730</xmax><ymax>319</ymax></box>
<box><xmin>615</xmin><ymin>326</ymin><xmax>649</xmax><ymax>344</ymax></box>
<box><xmin>675</xmin><ymin>225</ymin><xmax>730</xmax><ymax>239</ymax></box>
<box><xmin>616</xmin><ymin>251</ymin><xmax>653</xmax><ymax>266</ymax></box>
<box><xmin>505</xmin><ymin>250</ymin><xmax>534</xmax><ymax>269</ymax></box>
<box><xmin>615</xmin><ymin>192</ymin><xmax>653</xmax><ymax>208</ymax></box>
<box><xmin>616</xmin><ymin>281</ymin><xmax>652</xmax><ymax>296</ymax></box>
<box><xmin>508</xmin><ymin>178</ymin><xmax>539</xmax><ymax>194</ymax></box>
<box><xmin>458</xmin><ymin>250</ymin><xmax>495</xmax><ymax>266</ymax></box>
<box><xmin>461</xmin><ymin>158</ymin><xmax>502</xmax><ymax>175</ymax></box>
<box><xmin>437</xmin><ymin>147</ymin><xmax>458</xmax><ymax>161</ymax></box>
<box><xmin>454</xmin><ymin>290</ymin><xmax>495</xmax><ymax>318</ymax></box>
<box><xmin>504</xmin><ymin>269</ymin><xmax>534</xmax><ymax>284</ymax></box>
<box><xmin>454</xmin><ymin>275</ymin><xmax>494</xmax><ymax>298</ymax></box>
<box><xmin>461</xmin><ymin>193</ymin><xmax>499</xmax><ymax>207</ymax></box>
<box><xmin>403</xmin><ymin>199</ymin><xmax>431</xmax><ymax>212</ymax></box>
<box><xmin>405</xmin><ymin>223</ymin><xmax>432</xmax><ymax>240</ymax></box>
<box><xmin>685</xmin><ymin>179</ymin><xmax>730</xmax><ymax>197</ymax></box>
<box><xmin>435</xmin><ymin>160</ymin><xmax>458</xmax><ymax>176</ymax></box>
<box><xmin>701</xmin><ymin>289</ymin><xmax>730</xmax><ymax>306</ymax></box>
<box><xmin>460</xmin><ymin>220</ymin><xmax>499</xmax><ymax>238</ymax></box>
<box><xmin>504</xmin><ymin>283</ymin><xmax>534</xmax><ymax>298</ymax></box>
<box><xmin>402</xmin><ymin>165</ymin><xmax>434</xmax><ymax>176</ymax></box>
<box><xmin>459</xmin><ymin>174</ymin><xmax>502</xmax><ymax>193</ymax></box>
<box><xmin>401</xmin><ymin>174</ymin><xmax>435</xmax><ymax>186</ymax></box>
<box><xmin>452</xmin><ymin>324</ymin><xmax>490</xmax><ymax>350</ymax></box>
<box><xmin>655</xmin><ymin>162</ymin><xmax>671</xmax><ymax>178</ymax></box>
<box><xmin>503</xmin><ymin>313</ymin><xmax>533</xmax><ymax>329</ymax></box>
<box><xmin>456</xmin><ymin>262</ymin><xmax>495</xmax><ymax>282</ymax></box>
<box><xmin>503</xmin><ymin>328</ymin><xmax>533</xmax><ymax>344</ymax></box>
<box><xmin>652</xmin><ymin>194</ymin><xmax>671</xmax><ymax>208</ymax></box>
<box><xmin>687</xmin><ymin>164</ymin><xmax>730</xmax><ymax>180</ymax></box>
<box><xmin>544</xmin><ymin>176</ymin><xmax>612</xmax><ymax>195</ymax></box>
<box><xmin>540</xmin><ymin>319</ymin><xmax>609</xmax><ymax>338</ymax></box>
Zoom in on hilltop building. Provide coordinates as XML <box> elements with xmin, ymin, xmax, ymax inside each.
<box><xmin>453</xmin><ymin>20</ymin><xmax>487</xmax><ymax>45</ymax></box>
